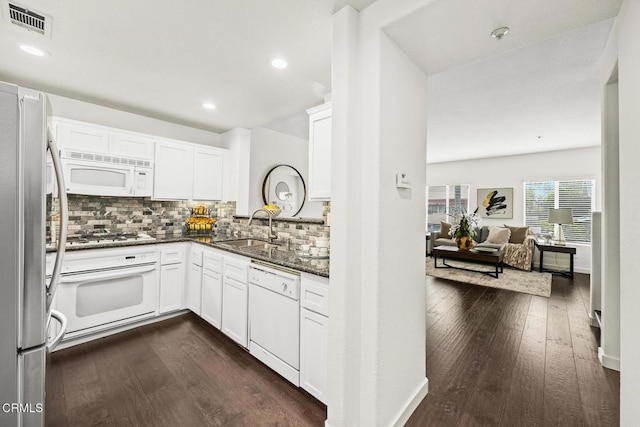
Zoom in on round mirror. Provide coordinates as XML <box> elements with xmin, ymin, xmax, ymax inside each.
<box><xmin>262</xmin><ymin>165</ymin><xmax>306</xmax><ymax>217</ymax></box>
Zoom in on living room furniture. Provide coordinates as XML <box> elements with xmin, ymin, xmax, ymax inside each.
<box><xmin>548</xmin><ymin>208</ymin><xmax>574</xmax><ymax>245</ymax></box>
<box><xmin>432</xmin><ymin>225</ymin><xmax>536</xmax><ymax>271</ymax></box>
<box><xmin>433</xmin><ymin>245</ymin><xmax>504</xmax><ymax>278</ymax></box>
<box><xmin>425</xmin><ymin>232</ymin><xmax>431</xmax><ymax>256</ymax></box>
<box><xmin>534</xmin><ymin>241</ymin><xmax>576</xmax><ymax>278</ymax></box>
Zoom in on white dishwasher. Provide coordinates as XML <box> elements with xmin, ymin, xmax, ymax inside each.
<box><xmin>248</xmin><ymin>261</ymin><xmax>301</xmax><ymax>386</ymax></box>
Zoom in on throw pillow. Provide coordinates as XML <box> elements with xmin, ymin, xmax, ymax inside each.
<box><xmin>504</xmin><ymin>225</ymin><xmax>529</xmax><ymax>244</ymax></box>
<box><xmin>440</xmin><ymin>221</ymin><xmax>452</xmax><ymax>238</ymax></box>
<box><xmin>486</xmin><ymin>227</ymin><xmax>511</xmax><ymax>245</ymax></box>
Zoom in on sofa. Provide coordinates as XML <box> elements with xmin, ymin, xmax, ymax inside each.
<box><xmin>432</xmin><ymin>224</ymin><xmax>537</xmax><ymax>271</ymax></box>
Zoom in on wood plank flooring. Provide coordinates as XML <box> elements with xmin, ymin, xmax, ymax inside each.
<box><xmin>47</xmin><ymin>272</ymin><xmax>619</xmax><ymax>426</ymax></box>
<box><xmin>407</xmin><ymin>273</ymin><xmax>620</xmax><ymax>427</ymax></box>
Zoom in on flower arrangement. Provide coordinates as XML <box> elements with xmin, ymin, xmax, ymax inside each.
<box><xmin>449</xmin><ymin>208</ymin><xmax>481</xmax><ymax>250</ymax></box>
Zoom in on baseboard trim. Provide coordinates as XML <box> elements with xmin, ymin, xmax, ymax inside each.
<box><xmin>392</xmin><ymin>377</ymin><xmax>429</xmax><ymax>427</ymax></box>
<box><xmin>589</xmin><ymin>314</ymin><xmax>600</xmax><ymax>328</ymax></box>
<box><xmin>598</xmin><ymin>347</ymin><xmax>620</xmax><ymax>371</ymax></box>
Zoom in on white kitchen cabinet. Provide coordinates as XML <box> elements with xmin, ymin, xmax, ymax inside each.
<box><xmin>56</xmin><ymin>120</ymin><xmax>110</xmax><ymax>154</ymax></box>
<box><xmin>222</xmin><ymin>277</ymin><xmax>248</xmax><ymax>347</ymax></box>
<box><xmin>299</xmin><ymin>273</ymin><xmax>329</xmax><ymax>403</ymax></box>
<box><xmin>154</xmin><ymin>140</ymin><xmax>194</xmax><ymax>200</ymax></box>
<box><xmin>158</xmin><ymin>244</ymin><xmax>185</xmax><ymax>314</ymax></box>
<box><xmin>187</xmin><ymin>245</ymin><xmax>204</xmax><ymax>314</ymax></box>
<box><xmin>306</xmin><ymin>102</ymin><xmax>332</xmax><ymax>201</ymax></box>
<box><xmin>193</xmin><ymin>146</ymin><xmax>224</xmax><ymax>201</ymax></box>
<box><xmin>201</xmin><ymin>249</ymin><xmax>223</xmax><ymax>329</ymax></box>
<box><xmin>111</xmin><ymin>132</ymin><xmax>155</xmax><ymax>160</ymax></box>
<box><xmin>222</xmin><ymin>254</ymin><xmax>250</xmax><ymax>348</ymax></box>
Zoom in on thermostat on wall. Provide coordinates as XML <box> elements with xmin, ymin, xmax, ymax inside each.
<box><xmin>395</xmin><ymin>172</ymin><xmax>411</xmax><ymax>189</ymax></box>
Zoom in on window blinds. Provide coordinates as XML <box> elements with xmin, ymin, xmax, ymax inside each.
<box><xmin>524</xmin><ymin>179</ymin><xmax>594</xmax><ymax>244</ymax></box>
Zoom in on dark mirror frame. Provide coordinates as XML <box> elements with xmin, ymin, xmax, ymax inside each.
<box><xmin>261</xmin><ymin>164</ymin><xmax>307</xmax><ymax>217</ymax></box>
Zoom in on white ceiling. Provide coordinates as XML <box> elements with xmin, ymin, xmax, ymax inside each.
<box><xmin>0</xmin><ymin>0</ymin><xmax>375</xmax><ymax>134</ymax></box>
<box><xmin>385</xmin><ymin>0</ymin><xmax>623</xmax><ymax>163</ymax></box>
<box><xmin>0</xmin><ymin>0</ymin><xmax>624</xmax><ymax>161</ymax></box>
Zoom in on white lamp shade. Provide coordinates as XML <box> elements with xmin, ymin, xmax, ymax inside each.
<box><xmin>548</xmin><ymin>208</ymin><xmax>574</xmax><ymax>224</ymax></box>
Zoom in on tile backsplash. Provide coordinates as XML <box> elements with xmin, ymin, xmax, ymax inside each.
<box><xmin>49</xmin><ymin>195</ymin><xmax>330</xmax><ymax>249</ymax></box>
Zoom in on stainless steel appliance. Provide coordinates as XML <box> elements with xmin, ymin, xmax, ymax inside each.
<box><xmin>55</xmin><ymin>247</ymin><xmax>159</xmax><ymax>340</ymax></box>
<box><xmin>0</xmin><ymin>82</ymin><xmax>68</xmax><ymax>427</ymax></box>
<box><xmin>248</xmin><ymin>261</ymin><xmax>301</xmax><ymax>386</ymax></box>
<box><xmin>60</xmin><ymin>148</ymin><xmax>153</xmax><ymax>197</ymax></box>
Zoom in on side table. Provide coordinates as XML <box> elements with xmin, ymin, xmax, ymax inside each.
<box><xmin>534</xmin><ymin>241</ymin><xmax>577</xmax><ymax>279</ymax></box>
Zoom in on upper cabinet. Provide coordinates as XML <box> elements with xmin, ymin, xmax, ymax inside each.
<box><xmin>307</xmin><ymin>102</ymin><xmax>332</xmax><ymax>201</ymax></box>
<box><xmin>154</xmin><ymin>140</ymin><xmax>225</xmax><ymax>201</ymax></box>
<box><xmin>56</xmin><ymin>120</ymin><xmax>111</xmax><ymax>154</ymax></box>
<box><xmin>111</xmin><ymin>132</ymin><xmax>155</xmax><ymax>160</ymax></box>
<box><xmin>154</xmin><ymin>140</ymin><xmax>194</xmax><ymax>200</ymax></box>
<box><xmin>192</xmin><ymin>145</ymin><xmax>224</xmax><ymax>201</ymax></box>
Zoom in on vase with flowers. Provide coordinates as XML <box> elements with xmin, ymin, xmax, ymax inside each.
<box><xmin>449</xmin><ymin>208</ymin><xmax>481</xmax><ymax>251</ymax></box>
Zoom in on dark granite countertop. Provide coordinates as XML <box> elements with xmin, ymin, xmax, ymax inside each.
<box><xmin>47</xmin><ymin>234</ymin><xmax>330</xmax><ymax>278</ymax></box>
<box><xmin>233</xmin><ymin>215</ymin><xmax>325</xmax><ymax>225</ymax></box>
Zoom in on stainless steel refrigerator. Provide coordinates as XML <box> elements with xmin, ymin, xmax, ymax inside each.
<box><xmin>0</xmin><ymin>81</ymin><xmax>68</xmax><ymax>427</ymax></box>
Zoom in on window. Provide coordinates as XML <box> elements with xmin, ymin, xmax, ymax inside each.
<box><xmin>426</xmin><ymin>184</ymin><xmax>470</xmax><ymax>232</ymax></box>
<box><xmin>524</xmin><ymin>179</ymin><xmax>595</xmax><ymax>244</ymax></box>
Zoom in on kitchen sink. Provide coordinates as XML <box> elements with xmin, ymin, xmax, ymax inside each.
<box><xmin>219</xmin><ymin>239</ymin><xmax>281</xmax><ymax>251</ymax></box>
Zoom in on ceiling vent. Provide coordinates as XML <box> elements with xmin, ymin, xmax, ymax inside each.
<box><xmin>2</xmin><ymin>1</ymin><xmax>52</xmax><ymax>37</ymax></box>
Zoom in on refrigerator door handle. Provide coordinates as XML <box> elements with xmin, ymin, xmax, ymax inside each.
<box><xmin>47</xmin><ymin>309</ymin><xmax>67</xmax><ymax>351</ymax></box>
<box><xmin>47</xmin><ymin>136</ymin><xmax>68</xmax><ymax>311</ymax></box>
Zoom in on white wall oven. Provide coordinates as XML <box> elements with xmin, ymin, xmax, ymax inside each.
<box><xmin>60</xmin><ymin>149</ymin><xmax>153</xmax><ymax>197</ymax></box>
<box><xmin>54</xmin><ymin>247</ymin><xmax>159</xmax><ymax>339</ymax></box>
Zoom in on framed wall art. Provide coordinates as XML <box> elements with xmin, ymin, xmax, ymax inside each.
<box><xmin>477</xmin><ymin>187</ymin><xmax>513</xmax><ymax>219</ymax></box>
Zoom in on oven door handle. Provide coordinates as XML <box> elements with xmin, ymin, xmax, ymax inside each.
<box><xmin>47</xmin><ymin>309</ymin><xmax>67</xmax><ymax>352</ymax></box>
<box><xmin>59</xmin><ymin>264</ymin><xmax>157</xmax><ymax>284</ymax></box>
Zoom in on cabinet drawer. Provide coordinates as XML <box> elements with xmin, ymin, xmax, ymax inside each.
<box><xmin>203</xmin><ymin>250</ymin><xmax>223</xmax><ymax>273</ymax></box>
<box><xmin>301</xmin><ymin>273</ymin><xmax>329</xmax><ymax>317</ymax></box>
<box><xmin>190</xmin><ymin>245</ymin><xmax>203</xmax><ymax>266</ymax></box>
<box><xmin>223</xmin><ymin>256</ymin><xmax>249</xmax><ymax>283</ymax></box>
<box><xmin>160</xmin><ymin>244</ymin><xmax>185</xmax><ymax>265</ymax></box>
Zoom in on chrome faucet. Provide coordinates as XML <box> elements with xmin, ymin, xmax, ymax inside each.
<box><xmin>248</xmin><ymin>208</ymin><xmax>277</xmax><ymax>244</ymax></box>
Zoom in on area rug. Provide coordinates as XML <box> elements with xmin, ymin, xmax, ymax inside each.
<box><xmin>425</xmin><ymin>257</ymin><xmax>552</xmax><ymax>297</ymax></box>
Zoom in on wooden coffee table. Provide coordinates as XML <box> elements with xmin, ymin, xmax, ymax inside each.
<box><xmin>433</xmin><ymin>245</ymin><xmax>504</xmax><ymax>278</ymax></box>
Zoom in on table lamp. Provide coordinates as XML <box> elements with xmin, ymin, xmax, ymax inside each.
<box><xmin>548</xmin><ymin>208</ymin><xmax>573</xmax><ymax>246</ymax></box>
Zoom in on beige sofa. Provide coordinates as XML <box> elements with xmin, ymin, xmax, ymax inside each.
<box><xmin>432</xmin><ymin>225</ymin><xmax>536</xmax><ymax>271</ymax></box>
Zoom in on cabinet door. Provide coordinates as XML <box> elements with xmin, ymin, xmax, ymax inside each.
<box><xmin>159</xmin><ymin>263</ymin><xmax>184</xmax><ymax>314</ymax></box>
<box><xmin>201</xmin><ymin>270</ymin><xmax>222</xmax><ymax>329</ymax></box>
<box><xmin>307</xmin><ymin>104</ymin><xmax>332</xmax><ymax>201</ymax></box>
<box><xmin>221</xmin><ymin>278</ymin><xmax>248</xmax><ymax>348</ymax></box>
<box><xmin>187</xmin><ymin>264</ymin><xmax>203</xmax><ymax>315</ymax></box>
<box><xmin>300</xmin><ymin>308</ymin><xmax>328</xmax><ymax>403</ymax></box>
<box><xmin>154</xmin><ymin>141</ymin><xmax>193</xmax><ymax>200</ymax></box>
<box><xmin>193</xmin><ymin>146</ymin><xmax>224</xmax><ymax>201</ymax></box>
<box><xmin>56</xmin><ymin>121</ymin><xmax>110</xmax><ymax>154</ymax></box>
<box><xmin>111</xmin><ymin>133</ymin><xmax>154</xmax><ymax>161</ymax></box>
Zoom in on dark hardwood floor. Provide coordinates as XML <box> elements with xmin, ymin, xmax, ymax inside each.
<box><xmin>407</xmin><ymin>272</ymin><xmax>620</xmax><ymax>427</ymax></box>
<box><xmin>47</xmin><ymin>272</ymin><xmax>619</xmax><ymax>426</ymax></box>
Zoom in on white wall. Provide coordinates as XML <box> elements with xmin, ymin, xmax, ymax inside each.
<box><xmin>48</xmin><ymin>94</ymin><xmax>223</xmax><ymax>147</ymax></box>
<box><xmin>328</xmin><ymin>1</ymin><xmax>430</xmax><ymax>425</ymax></box>
<box><xmin>427</xmin><ymin>147</ymin><xmax>601</xmax><ymax>273</ymax></box>
<box><xmin>248</xmin><ymin>127</ymin><xmax>323</xmax><ymax>218</ymax></box>
<box><xmin>607</xmin><ymin>0</ymin><xmax>640</xmax><ymax>423</ymax></box>
<box><xmin>221</xmin><ymin>128</ymin><xmax>251</xmax><ymax>212</ymax></box>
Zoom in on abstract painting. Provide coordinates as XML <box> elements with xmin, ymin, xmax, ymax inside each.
<box><xmin>477</xmin><ymin>187</ymin><xmax>513</xmax><ymax>218</ymax></box>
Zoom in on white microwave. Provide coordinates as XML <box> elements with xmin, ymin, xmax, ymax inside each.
<box><xmin>60</xmin><ymin>149</ymin><xmax>153</xmax><ymax>197</ymax></box>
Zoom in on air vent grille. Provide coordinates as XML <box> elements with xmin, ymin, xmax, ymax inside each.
<box><xmin>8</xmin><ymin>3</ymin><xmax>45</xmax><ymax>34</ymax></box>
<box><xmin>64</xmin><ymin>150</ymin><xmax>151</xmax><ymax>168</ymax></box>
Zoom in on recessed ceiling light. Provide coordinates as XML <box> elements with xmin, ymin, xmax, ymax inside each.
<box><xmin>491</xmin><ymin>27</ymin><xmax>510</xmax><ymax>40</ymax></box>
<box><xmin>19</xmin><ymin>44</ymin><xmax>47</xmax><ymax>57</ymax></box>
<box><xmin>202</xmin><ymin>102</ymin><xmax>217</xmax><ymax>110</ymax></box>
<box><xmin>270</xmin><ymin>58</ymin><xmax>288</xmax><ymax>69</ymax></box>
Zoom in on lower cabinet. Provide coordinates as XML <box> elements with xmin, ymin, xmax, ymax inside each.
<box><xmin>201</xmin><ymin>269</ymin><xmax>223</xmax><ymax>329</ymax></box>
<box><xmin>158</xmin><ymin>244</ymin><xmax>186</xmax><ymax>314</ymax></box>
<box><xmin>187</xmin><ymin>264</ymin><xmax>203</xmax><ymax>315</ymax></box>
<box><xmin>159</xmin><ymin>263</ymin><xmax>184</xmax><ymax>314</ymax></box>
<box><xmin>221</xmin><ymin>277</ymin><xmax>248</xmax><ymax>347</ymax></box>
<box><xmin>300</xmin><ymin>308</ymin><xmax>328</xmax><ymax>403</ymax></box>
<box><xmin>299</xmin><ymin>273</ymin><xmax>329</xmax><ymax>404</ymax></box>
